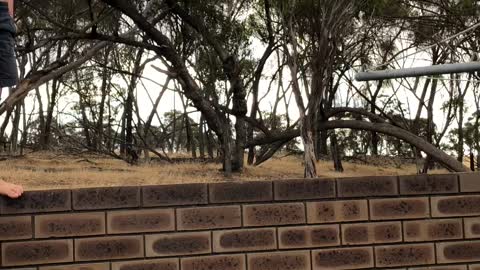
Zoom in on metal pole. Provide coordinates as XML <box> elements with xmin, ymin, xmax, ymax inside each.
<box><xmin>355</xmin><ymin>62</ymin><xmax>480</xmax><ymax>81</ymax></box>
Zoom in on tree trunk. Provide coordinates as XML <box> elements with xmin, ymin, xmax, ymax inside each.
<box><xmin>330</xmin><ymin>132</ymin><xmax>344</xmax><ymax>172</ymax></box>
<box><xmin>301</xmin><ymin>118</ymin><xmax>317</xmax><ymax>178</ymax></box>
<box><xmin>422</xmin><ymin>77</ymin><xmax>438</xmax><ymax>173</ymax></box>
<box><xmin>0</xmin><ymin>107</ymin><xmax>13</xmax><ymax>151</ymax></box>
<box><xmin>206</xmin><ymin>128</ymin><xmax>214</xmax><ymax>159</ymax></box>
<box><xmin>125</xmin><ymin>49</ymin><xmax>144</xmax><ymax>161</ymax></box>
<box><xmin>470</xmin><ymin>151</ymin><xmax>475</xmax><ymax>171</ymax></box>
<box><xmin>120</xmin><ymin>112</ymin><xmax>126</xmax><ymax>156</ymax></box>
<box><xmin>185</xmin><ymin>113</ymin><xmax>196</xmax><ymax>158</ymax></box>
<box><xmin>199</xmin><ymin>115</ymin><xmax>205</xmax><ymax>158</ymax></box>
<box><xmin>20</xmin><ymin>102</ymin><xmax>27</xmax><ymax>155</ymax></box>
<box><xmin>95</xmin><ymin>47</ymin><xmax>112</xmax><ymax>150</ymax></box>
<box><xmin>10</xmin><ymin>101</ymin><xmax>22</xmax><ymax>154</ymax></box>
<box><xmin>35</xmin><ymin>87</ymin><xmax>46</xmax><ymax>148</ymax></box>
<box><xmin>456</xmin><ymin>74</ymin><xmax>468</xmax><ymax>163</ymax></box>
<box><xmin>223</xmin><ymin>123</ymin><xmax>232</xmax><ymax>177</ymax></box>
<box><xmin>43</xmin><ymin>78</ymin><xmax>59</xmax><ymax>149</ymax></box>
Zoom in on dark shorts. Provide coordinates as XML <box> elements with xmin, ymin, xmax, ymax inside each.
<box><xmin>0</xmin><ymin>2</ymin><xmax>17</xmax><ymax>88</ymax></box>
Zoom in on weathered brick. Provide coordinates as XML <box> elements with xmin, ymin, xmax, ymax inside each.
<box><xmin>209</xmin><ymin>181</ymin><xmax>272</xmax><ymax>203</ymax></box>
<box><xmin>470</xmin><ymin>264</ymin><xmax>480</xmax><ymax>270</ymax></box>
<box><xmin>432</xmin><ymin>195</ymin><xmax>480</xmax><ymax>217</ymax></box>
<box><xmin>307</xmin><ymin>200</ymin><xmax>368</xmax><ymax>224</ymax></box>
<box><xmin>458</xmin><ymin>172</ymin><xmax>480</xmax><ymax>192</ymax></box>
<box><xmin>2</xmin><ymin>239</ymin><xmax>73</xmax><ymax>266</ymax></box>
<box><xmin>375</xmin><ymin>243</ymin><xmax>435</xmax><ymax>267</ymax></box>
<box><xmin>146</xmin><ymin>232</ymin><xmax>211</xmax><ymax>257</ymax></box>
<box><xmin>177</xmin><ymin>205</ymin><xmax>241</xmax><ymax>230</ymax></box>
<box><xmin>243</xmin><ymin>203</ymin><xmax>305</xmax><ymax>227</ymax></box>
<box><xmin>312</xmin><ymin>247</ymin><xmax>373</xmax><ymax>270</ymax></box>
<box><xmin>0</xmin><ymin>216</ymin><xmax>32</xmax><ymax>241</ymax></box>
<box><xmin>341</xmin><ymin>222</ymin><xmax>401</xmax><ymax>245</ymax></box>
<box><xmin>337</xmin><ymin>176</ymin><xmax>398</xmax><ymax>197</ymax></box>
<box><xmin>112</xmin><ymin>258</ymin><xmax>179</xmax><ymax>270</ymax></box>
<box><xmin>181</xmin><ymin>255</ymin><xmax>246</xmax><ymax>270</ymax></box>
<box><xmin>399</xmin><ymin>174</ymin><xmax>458</xmax><ymax>194</ymax></box>
<box><xmin>73</xmin><ymin>187</ymin><xmax>140</xmax><ymax>210</ymax></box>
<box><xmin>274</xmin><ymin>178</ymin><xmax>335</xmax><ymax>201</ymax></box>
<box><xmin>213</xmin><ymin>228</ymin><xmax>276</xmax><ymax>252</ymax></box>
<box><xmin>370</xmin><ymin>197</ymin><xmax>429</xmax><ymax>220</ymax></box>
<box><xmin>107</xmin><ymin>209</ymin><xmax>174</xmax><ymax>234</ymax></box>
<box><xmin>1</xmin><ymin>268</ymin><xmax>36</xmax><ymax>270</ymax></box>
<box><xmin>409</xmin><ymin>266</ymin><xmax>467</xmax><ymax>270</ymax></box>
<box><xmin>437</xmin><ymin>240</ymin><xmax>480</xmax><ymax>263</ymax></box>
<box><xmin>0</xmin><ymin>190</ymin><xmax>70</xmax><ymax>214</ymax></box>
<box><xmin>40</xmin><ymin>263</ymin><xmax>109</xmax><ymax>270</ymax></box>
<box><xmin>142</xmin><ymin>183</ymin><xmax>207</xmax><ymax>207</ymax></box>
<box><xmin>35</xmin><ymin>212</ymin><xmax>105</xmax><ymax>238</ymax></box>
<box><xmin>278</xmin><ymin>225</ymin><xmax>339</xmax><ymax>249</ymax></box>
<box><xmin>464</xmin><ymin>217</ymin><xmax>480</xmax><ymax>238</ymax></box>
<box><xmin>75</xmin><ymin>236</ymin><xmax>143</xmax><ymax>261</ymax></box>
<box><xmin>404</xmin><ymin>219</ymin><xmax>463</xmax><ymax>242</ymax></box>
<box><xmin>248</xmin><ymin>251</ymin><xmax>311</xmax><ymax>270</ymax></box>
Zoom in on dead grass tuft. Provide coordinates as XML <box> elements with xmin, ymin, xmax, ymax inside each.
<box><xmin>0</xmin><ymin>152</ymin><xmax>448</xmax><ymax>191</ymax></box>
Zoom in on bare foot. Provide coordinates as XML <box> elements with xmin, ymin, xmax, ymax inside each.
<box><xmin>0</xmin><ymin>180</ymin><xmax>23</xmax><ymax>199</ymax></box>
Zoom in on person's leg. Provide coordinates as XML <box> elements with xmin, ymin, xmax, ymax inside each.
<box><xmin>0</xmin><ymin>2</ymin><xmax>22</xmax><ymax>199</ymax></box>
<box><xmin>0</xmin><ymin>180</ymin><xmax>23</xmax><ymax>198</ymax></box>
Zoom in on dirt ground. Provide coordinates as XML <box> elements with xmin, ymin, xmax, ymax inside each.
<box><xmin>0</xmin><ymin>152</ymin><xmax>448</xmax><ymax>191</ymax></box>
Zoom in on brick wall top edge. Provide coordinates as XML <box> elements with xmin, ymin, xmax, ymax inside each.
<box><xmin>0</xmin><ymin>173</ymin><xmax>477</xmax><ymax>215</ymax></box>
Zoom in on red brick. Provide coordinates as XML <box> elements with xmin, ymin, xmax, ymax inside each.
<box><xmin>375</xmin><ymin>243</ymin><xmax>435</xmax><ymax>267</ymax></box>
<box><xmin>409</xmin><ymin>266</ymin><xmax>467</xmax><ymax>270</ymax></box>
<box><xmin>341</xmin><ymin>222</ymin><xmax>401</xmax><ymax>245</ymax></box>
<box><xmin>40</xmin><ymin>263</ymin><xmax>109</xmax><ymax>270</ymax></box>
<box><xmin>146</xmin><ymin>232</ymin><xmax>211</xmax><ymax>257</ymax></box>
<box><xmin>0</xmin><ymin>190</ymin><xmax>71</xmax><ymax>214</ymax></box>
<box><xmin>142</xmin><ymin>183</ymin><xmax>207</xmax><ymax>207</ymax></box>
<box><xmin>35</xmin><ymin>212</ymin><xmax>105</xmax><ymax>238</ymax></box>
<box><xmin>213</xmin><ymin>228</ymin><xmax>276</xmax><ymax>252</ymax></box>
<box><xmin>312</xmin><ymin>247</ymin><xmax>373</xmax><ymax>270</ymax></box>
<box><xmin>72</xmin><ymin>187</ymin><xmax>140</xmax><ymax>210</ymax></box>
<box><xmin>107</xmin><ymin>209</ymin><xmax>174</xmax><ymax>234</ymax></box>
<box><xmin>278</xmin><ymin>225</ymin><xmax>339</xmax><ymax>249</ymax></box>
<box><xmin>181</xmin><ymin>254</ymin><xmax>245</xmax><ymax>270</ymax></box>
<box><xmin>2</xmin><ymin>239</ymin><xmax>73</xmax><ymax>266</ymax></box>
<box><xmin>274</xmin><ymin>178</ymin><xmax>335</xmax><ymax>201</ymax></box>
<box><xmin>307</xmin><ymin>200</ymin><xmax>368</xmax><ymax>224</ymax></box>
<box><xmin>337</xmin><ymin>176</ymin><xmax>398</xmax><ymax>197</ymax></box>
<box><xmin>399</xmin><ymin>174</ymin><xmax>458</xmax><ymax>194</ymax></box>
<box><xmin>0</xmin><ymin>216</ymin><xmax>32</xmax><ymax>241</ymax></box>
<box><xmin>370</xmin><ymin>197</ymin><xmax>429</xmax><ymax>220</ymax></box>
<box><xmin>404</xmin><ymin>219</ymin><xmax>463</xmax><ymax>242</ymax></box>
<box><xmin>2</xmin><ymin>268</ymin><xmax>36</xmax><ymax>270</ymax></box>
<box><xmin>248</xmin><ymin>251</ymin><xmax>311</xmax><ymax>270</ymax></box>
<box><xmin>437</xmin><ymin>240</ymin><xmax>480</xmax><ymax>263</ymax></box>
<box><xmin>458</xmin><ymin>172</ymin><xmax>480</xmax><ymax>192</ymax></box>
<box><xmin>464</xmin><ymin>217</ymin><xmax>480</xmax><ymax>238</ymax></box>
<box><xmin>177</xmin><ymin>206</ymin><xmax>241</xmax><ymax>230</ymax></box>
<box><xmin>432</xmin><ymin>195</ymin><xmax>480</xmax><ymax>217</ymax></box>
<box><xmin>75</xmin><ymin>236</ymin><xmax>143</xmax><ymax>261</ymax></box>
<box><xmin>209</xmin><ymin>181</ymin><xmax>272</xmax><ymax>203</ymax></box>
<box><xmin>470</xmin><ymin>264</ymin><xmax>480</xmax><ymax>270</ymax></box>
<box><xmin>243</xmin><ymin>203</ymin><xmax>305</xmax><ymax>227</ymax></box>
<box><xmin>112</xmin><ymin>258</ymin><xmax>179</xmax><ymax>270</ymax></box>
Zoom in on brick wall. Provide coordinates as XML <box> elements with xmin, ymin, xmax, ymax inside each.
<box><xmin>1</xmin><ymin>172</ymin><xmax>480</xmax><ymax>269</ymax></box>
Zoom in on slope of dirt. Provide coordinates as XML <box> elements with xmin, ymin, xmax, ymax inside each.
<box><xmin>0</xmin><ymin>152</ymin><xmax>449</xmax><ymax>191</ymax></box>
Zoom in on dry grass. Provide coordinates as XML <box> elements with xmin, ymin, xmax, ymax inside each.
<box><xmin>0</xmin><ymin>152</ymin><xmax>449</xmax><ymax>191</ymax></box>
